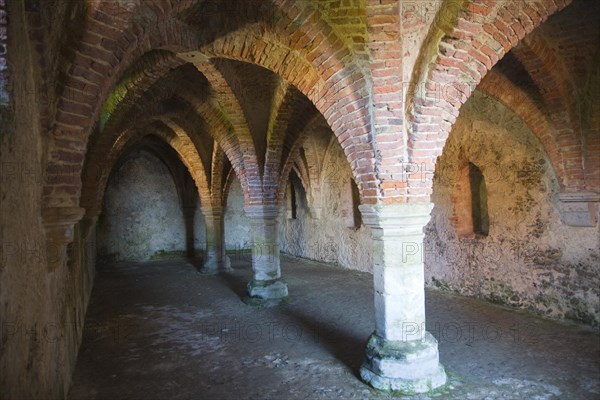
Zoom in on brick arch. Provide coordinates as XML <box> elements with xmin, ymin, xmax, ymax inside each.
<box><xmin>91</xmin><ymin>60</ymin><xmax>196</xmax><ymax>159</ymax></box>
<box><xmin>82</xmin><ymin>77</ymin><xmax>253</xmax><ymax>218</ymax></box>
<box><xmin>478</xmin><ymin>70</ymin><xmax>564</xmax><ymax>186</ymax></box>
<box><xmin>97</xmin><ymin>50</ymin><xmax>185</xmax><ymax>134</ymax></box>
<box><xmin>263</xmin><ymin>83</ymin><xmax>317</xmax><ymax>203</ymax></box>
<box><xmin>263</xmin><ymin>79</ymin><xmax>294</xmax><ymax>196</ymax></box>
<box><xmin>158</xmin><ymin>118</ymin><xmax>213</xmax><ymax>202</ymax></box>
<box><xmin>87</xmin><ymin>59</ymin><xmax>261</xmax><ymax>206</ymax></box>
<box><xmin>407</xmin><ymin>0</ymin><xmax>573</xmax><ymax>202</ymax></box>
<box><xmin>582</xmin><ymin>54</ymin><xmax>600</xmax><ymax>192</ymax></box>
<box><xmin>46</xmin><ymin>1</ymin><xmax>201</xmax><ymax>209</ymax></box>
<box><xmin>299</xmin><ymin>137</ymin><xmax>324</xmax><ymax>204</ymax></box>
<box><xmin>160</xmin><ymin>111</ymin><xmax>214</xmax><ymax>183</ymax></box>
<box><xmin>172</xmin><ymin>91</ymin><xmax>257</xmax><ymax>204</ymax></box>
<box><xmin>276</xmin><ymin>113</ymin><xmax>330</xmax><ymax>203</ymax></box>
<box><xmin>511</xmin><ymin>32</ymin><xmax>584</xmax><ymax>190</ymax></box>
<box><xmin>112</xmin><ymin>135</ymin><xmax>193</xmax><ymax>212</ymax></box>
<box><xmin>291</xmin><ymin>159</ymin><xmax>311</xmax><ymax>205</ymax></box>
<box><xmin>319</xmin><ymin>132</ymin><xmax>354</xmax><ymax>194</ymax></box>
<box><xmin>50</xmin><ymin>0</ymin><xmax>375</xmax><ymax>211</ymax></box>
<box><xmin>187</xmin><ymin>22</ymin><xmax>377</xmax><ymax>203</ymax></box>
<box><xmin>115</xmin><ymin>101</ymin><xmax>244</xmax><ymax>209</ymax></box>
<box><xmin>114</xmin><ymin>108</ymin><xmax>225</xmax><ymax>205</ymax></box>
<box><xmin>109</xmin><ymin>62</ymin><xmax>260</xmax><ymax>204</ymax></box>
<box><xmin>81</xmin><ymin>119</ymin><xmax>212</xmax><ymax>221</ymax></box>
<box><xmin>190</xmin><ymin>59</ymin><xmax>260</xmax><ymax>202</ymax></box>
<box><xmin>81</xmin><ymin>100</ymin><xmax>214</xmax><ymax>218</ymax></box>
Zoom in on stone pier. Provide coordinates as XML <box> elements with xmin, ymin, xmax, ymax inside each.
<box><xmin>200</xmin><ymin>207</ymin><xmax>231</xmax><ymax>274</ymax></box>
<box><xmin>244</xmin><ymin>205</ymin><xmax>288</xmax><ymax>306</ymax></box>
<box><xmin>359</xmin><ymin>203</ymin><xmax>446</xmax><ymax>393</ymax></box>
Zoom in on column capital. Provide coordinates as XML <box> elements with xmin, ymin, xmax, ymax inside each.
<box><xmin>557</xmin><ymin>191</ymin><xmax>599</xmax><ymax>227</ymax></box>
<box><xmin>42</xmin><ymin>207</ymin><xmax>86</xmax><ymax>228</ymax></box>
<box><xmin>42</xmin><ymin>207</ymin><xmax>85</xmax><ymax>273</ymax></box>
<box><xmin>359</xmin><ymin>203</ymin><xmax>433</xmax><ymax>235</ymax></box>
<box><xmin>244</xmin><ymin>204</ymin><xmax>280</xmax><ymax>220</ymax></box>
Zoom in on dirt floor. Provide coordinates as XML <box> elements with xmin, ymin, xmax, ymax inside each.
<box><xmin>68</xmin><ymin>255</ymin><xmax>600</xmax><ymax>400</ymax></box>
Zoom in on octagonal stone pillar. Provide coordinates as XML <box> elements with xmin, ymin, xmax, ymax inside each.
<box><xmin>200</xmin><ymin>207</ymin><xmax>231</xmax><ymax>274</ymax></box>
<box><xmin>359</xmin><ymin>203</ymin><xmax>446</xmax><ymax>393</ymax></box>
<box><xmin>244</xmin><ymin>204</ymin><xmax>288</xmax><ymax>306</ymax></box>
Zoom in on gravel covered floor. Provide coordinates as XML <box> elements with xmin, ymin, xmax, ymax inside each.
<box><xmin>68</xmin><ymin>255</ymin><xmax>600</xmax><ymax>400</ymax></box>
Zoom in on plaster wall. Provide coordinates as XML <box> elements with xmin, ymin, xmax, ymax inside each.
<box><xmin>220</xmin><ymin>136</ymin><xmax>374</xmax><ymax>272</ymax></box>
<box><xmin>425</xmin><ymin>91</ymin><xmax>600</xmax><ymax>326</ymax></box>
<box><xmin>279</xmin><ymin>137</ymin><xmax>374</xmax><ymax>272</ymax></box>
<box><xmin>97</xmin><ymin>150</ymin><xmax>206</xmax><ymax>262</ymax></box>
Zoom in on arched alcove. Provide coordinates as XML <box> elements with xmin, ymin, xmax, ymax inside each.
<box><xmin>97</xmin><ymin>148</ymin><xmax>203</xmax><ymax>262</ymax></box>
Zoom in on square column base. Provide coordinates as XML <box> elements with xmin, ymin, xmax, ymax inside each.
<box><xmin>360</xmin><ymin>332</ymin><xmax>447</xmax><ymax>394</ymax></box>
<box><xmin>244</xmin><ymin>279</ymin><xmax>288</xmax><ymax>307</ymax></box>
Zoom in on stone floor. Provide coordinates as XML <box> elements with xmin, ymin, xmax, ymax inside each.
<box><xmin>68</xmin><ymin>255</ymin><xmax>600</xmax><ymax>400</ymax></box>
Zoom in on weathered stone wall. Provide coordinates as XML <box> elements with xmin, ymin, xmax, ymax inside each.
<box><xmin>279</xmin><ymin>136</ymin><xmax>373</xmax><ymax>272</ymax></box>
<box><xmin>97</xmin><ymin>149</ymin><xmax>206</xmax><ymax>262</ymax></box>
<box><xmin>425</xmin><ymin>91</ymin><xmax>600</xmax><ymax>326</ymax></box>
<box><xmin>220</xmin><ymin>136</ymin><xmax>374</xmax><ymax>272</ymax></box>
<box><xmin>0</xmin><ymin>1</ymin><xmax>94</xmax><ymax>397</ymax></box>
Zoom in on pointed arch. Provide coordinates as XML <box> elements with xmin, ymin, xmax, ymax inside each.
<box><xmin>406</xmin><ymin>0</ymin><xmax>572</xmax><ymax>202</ymax></box>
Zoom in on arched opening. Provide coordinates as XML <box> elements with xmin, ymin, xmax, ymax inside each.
<box><xmin>350</xmin><ymin>179</ymin><xmax>362</xmax><ymax>229</ymax></box>
<box><xmin>286</xmin><ymin>179</ymin><xmax>297</xmax><ymax>220</ymax></box>
<box><xmin>97</xmin><ymin>144</ymin><xmax>202</xmax><ymax>263</ymax></box>
<box><xmin>469</xmin><ymin>162</ymin><xmax>489</xmax><ymax>236</ymax></box>
<box><xmin>450</xmin><ymin>160</ymin><xmax>490</xmax><ymax>239</ymax></box>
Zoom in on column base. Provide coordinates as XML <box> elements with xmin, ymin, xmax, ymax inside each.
<box><xmin>244</xmin><ymin>279</ymin><xmax>288</xmax><ymax>307</ymax></box>
<box><xmin>360</xmin><ymin>332</ymin><xmax>447</xmax><ymax>394</ymax></box>
<box><xmin>223</xmin><ymin>255</ymin><xmax>232</xmax><ymax>271</ymax></box>
<box><xmin>200</xmin><ymin>255</ymin><xmax>233</xmax><ymax>275</ymax></box>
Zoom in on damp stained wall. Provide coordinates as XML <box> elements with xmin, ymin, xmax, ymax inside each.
<box><xmin>425</xmin><ymin>91</ymin><xmax>600</xmax><ymax>326</ymax></box>
<box><xmin>97</xmin><ymin>150</ymin><xmax>206</xmax><ymax>262</ymax></box>
<box><xmin>224</xmin><ymin>176</ymin><xmax>252</xmax><ymax>251</ymax></box>
<box><xmin>0</xmin><ymin>2</ymin><xmax>95</xmax><ymax>397</ymax></box>
<box><xmin>279</xmin><ymin>135</ymin><xmax>374</xmax><ymax>272</ymax></box>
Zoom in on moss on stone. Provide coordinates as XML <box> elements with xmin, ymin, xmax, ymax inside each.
<box><xmin>150</xmin><ymin>250</ymin><xmax>186</xmax><ymax>260</ymax></box>
<box><xmin>431</xmin><ymin>276</ymin><xmax>451</xmax><ymax>291</ymax></box>
<box><xmin>225</xmin><ymin>248</ymin><xmax>251</xmax><ymax>254</ymax></box>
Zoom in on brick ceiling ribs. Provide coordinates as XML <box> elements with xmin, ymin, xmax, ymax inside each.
<box><xmin>42</xmin><ymin>0</ymin><xmax>597</xmax><ymax>212</ymax></box>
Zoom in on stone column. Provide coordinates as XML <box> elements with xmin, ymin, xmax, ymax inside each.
<box><xmin>359</xmin><ymin>203</ymin><xmax>446</xmax><ymax>393</ymax></box>
<box><xmin>200</xmin><ymin>207</ymin><xmax>231</xmax><ymax>274</ymax></box>
<box><xmin>244</xmin><ymin>204</ymin><xmax>288</xmax><ymax>306</ymax></box>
